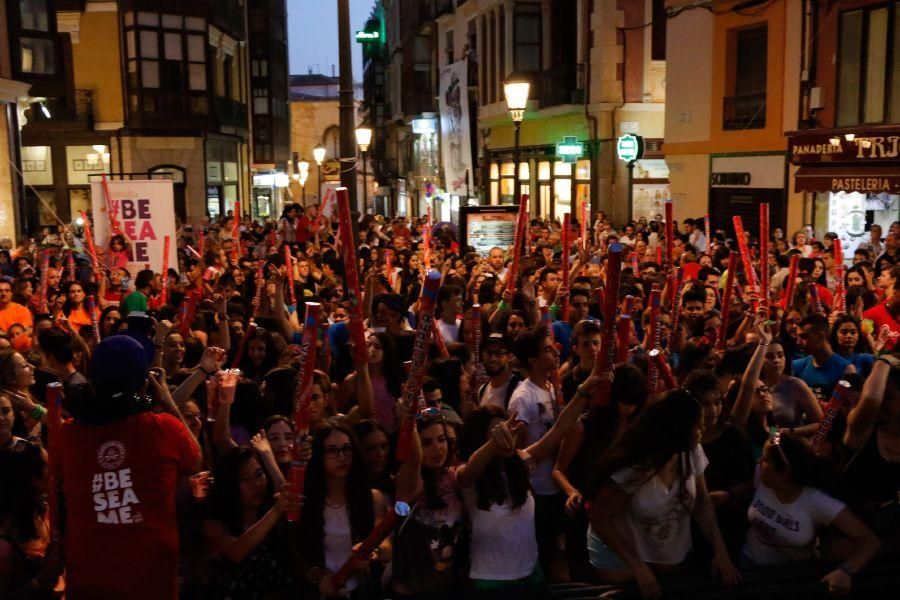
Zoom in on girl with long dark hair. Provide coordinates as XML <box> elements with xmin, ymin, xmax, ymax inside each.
<box><xmin>587</xmin><ymin>389</ymin><xmax>740</xmax><ymax>598</ymax></box>
<box><xmin>300</xmin><ymin>421</ymin><xmax>390</xmax><ymax>599</ymax></box>
<box><xmin>339</xmin><ymin>331</ymin><xmax>404</xmax><ymax>432</ymax></box>
<box><xmin>202</xmin><ymin>446</ymin><xmax>300</xmax><ymax>598</ymax></box>
<box><xmin>759</xmin><ymin>338</ymin><xmax>822</xmax><ymax>431</ymax></box>
<box><xmin>829</xmin><ymin>314</ymin><xmax>876</xmax><ymax>378</ymax></box>
<box><xmin>390</xmin><ymin>409</ymin><xmax>464</xmax><ymax>596</ymax></box>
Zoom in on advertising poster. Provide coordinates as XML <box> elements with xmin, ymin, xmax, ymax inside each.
<box><xmin>438</xmin><ymin>59</ymin><xmax>473</xmax><ymax>197</ymax></box>
<box><xmin>461</xmin><ymin>206</ymin><xmax>519</xmax><ymax>256</ymax></box>
<box><xmin>91</xmin><ymin>179</ymin><xmax>178</xmax><ymax>275</ymax></box>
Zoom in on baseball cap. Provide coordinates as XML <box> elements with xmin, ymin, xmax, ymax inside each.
<box><xmin>482</xmin><ymin>333</ymin><xmax>510</xmax><ymax>352</ymax></box>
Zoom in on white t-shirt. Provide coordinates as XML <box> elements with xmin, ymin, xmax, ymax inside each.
<box><xmin>508</xmin><ymin>378</ymin><xmax>558</xmax><ymax>496</ymax></box>
<box><xmin>323</xmin><ymin>504</ymin><xmax>358</xmax><ymax>591</ymax></box>
<box><xmin>436</xmin><ymin>319</ymin><xmax>460</xmax><ymax>345</ymax></box>
<box><xmin>612</xmin><ymin>445</ymin><xmax>708</xmax><ymax>565</ymax></box>
<box><xmin>479</xmin><ymin>375</ymin><xmax>520</xmax><ymax>410</ymax></box>
<box><xmin>743</xmin><ymin>466</ymin><xmax>845</xmax><ymax>566</ymax></box>
<box><xmin>463</xmin><ymin>486</ymin><xmax>538</xmax><ymax>581</ymax></box>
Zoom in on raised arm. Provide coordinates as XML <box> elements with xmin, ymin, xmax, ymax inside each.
<box><xmin>732</xmin><ymin>322</ymin><xmax>771</xmax><ymax>427</ymax></box>
<box><xmin>272</xmin><ymin>272</ymin><xmax>297</xmax><ymax>344</ymax></box>
<box><xmin>845</xmin><ymin>355</ymin><xmax>898</xmax><ymax>448</ymax></box>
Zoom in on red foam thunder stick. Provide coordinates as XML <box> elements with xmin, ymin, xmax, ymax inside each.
<box><xmin>284</xmin><ymin>244</ymin><xmax>297</xmax><ymax>307</ymax></box>
<box><xmin>616</xmin><ymin>295</ymin><xmax>635</xmax><ymax>364</ymax></box>
<box><xmin>833</xmin><ymin>239</ymin><xmax>846</xmax><ymax>312</ymax></box>
<box><xmin>646</xmin><ymin>284</ymin><xmax>662</xmax><ymax>394</ymax></box>
<box><xmin>561</xmin><ymin>212</ymin><xmax>571</xmax><ymax>322</ymax></box>
<box><xmin>86</xmin><ymin>295</ymin><xmax>101</xmax><ymax>346</ymax></box>
<box><xmin>716</xmin><ymin>251</ymin><xmax>740</xmax><ymax>351</ymax></box>
<box><xmin>704</xmin><ymin>214</ymin><xmax>711</xmax><ymax>256</ymax></box>
<box><xmin>232</xmin><ymin>200</ymin><xmax>240</xmax><ymax>264</ymax></box>
<box><xmin>179</xmin><ymin>294</ymin><xmax>198</xmax><ymax>338</ymax></box>
<box><xmin>664</xmin><ymin>198</ymin><xmax>674</xmax><ymax>268</ymax></box>
<box><xmin>592</xmin><ymin>243</ymin><xmax>624</xmax><ymax>407</ymax></box>
<box><xmin>81</xmin><ymin>211</ymin><xmax>100</xmax><ymax>275</ymax></box>
<box><xmin>668</xmin><ymin>268</ymin><xmax>684</xmax><ymax>350</ymax></box>
<box><xmin>336</xmin><ymin>187</ymin><xmax>368</xmax><ymax>365</ymax></box>
<box><xmin>395</xmin><ymin>271</ymin><xmax>442</xmax><ymax>461</ymax></box>
<box><xmin>160</xmin><ymin>235</ymin><xmax>171</xmax><ymax>307</ymax></box>
<box><xmin>505</xmin><ymin>195</ymin><xmax>530</xmax><ymax>294</ymax></box>
<box><xmin>732</xmin><ymin>216</ymin><xmax>759</xmax><ymax>309</ymax></box>
<box><xmin>759</xmin><ymin>203</ymin><xmax>770</xmax><ymax>305</ymax></box>
<box><xmin>329</xmin><ymin>501</ymin><xmax>411</xmax><ymax>592</ymax></box>
<box><xmin>287</xmin><ymin>302</ymin><xmax>322</xmax><ymax>522</ymax></box>
<box><xmin>46</xmin><ymin>382</ymin><xmax>63</xmax><ymax>542</ymax></box>
<box><xmin>784</xmin><ymin>254</ymin><xmax>801</xmax><ymax>310</ymax></box>
<box><xmin>811</xmin><ymin>380</ymin><xmax>853</xmax><ymax>455</ymax></box>
<box><xmin>648</xmin><ymin>348</ymin><xmax>677</xmax><ymax>393</ymax></box>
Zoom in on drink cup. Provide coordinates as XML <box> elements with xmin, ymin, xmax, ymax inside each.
<box><xmin>219</xmin><ymin>369</ymin><xmax>240</xmax><ymax>405</ymax></box>
<box><xmin>190</xmin><ymin>471</ymin><xmax>210</xmax><ymax>499</ymax></box>
<box><xmin>205</xmin><ymin>378</ymin><xmax>219</xmax><ymax>422</ymax></box>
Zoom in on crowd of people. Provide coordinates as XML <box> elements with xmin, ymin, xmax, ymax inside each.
<box><xmin>0</xmin><ymin>198</ymin><xmax>898</xmax><ymax>600</ymax></box>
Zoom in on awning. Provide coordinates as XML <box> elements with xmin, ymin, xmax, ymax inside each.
<box><xmin>795</xmin><ymin>165</ymin><xmax>900</xmax><ymax>194</ymax></box>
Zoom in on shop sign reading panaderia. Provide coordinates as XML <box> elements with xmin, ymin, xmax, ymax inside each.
<box><xmin>787</xmin><ymin>128</ymin><xmax>900</xmax><ymax>164</ymax></box>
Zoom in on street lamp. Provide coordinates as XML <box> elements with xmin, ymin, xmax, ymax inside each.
<box><xmin>355</xmin><ymin>127</ymin><xmax>372</xmax><ymax>214</ymax></box>
<box><xmin>299</xmin><ymin>158</ymin><xmax>310</xmax><ymax>203</ymax></box>
<box><xmin>504</xmin><ymin>78</ymin><xmax>530</xmax><ymax>207</ymax></box>
<box><xmin>313</xmin><ymin>143</ymin><xmax>326</xmax><ymax>201</ymax></box>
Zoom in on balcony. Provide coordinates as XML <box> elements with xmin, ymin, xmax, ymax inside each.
<box><xmin>22</xmin><ymin>89</ymin><xmax>94</xmax><ymax>130</ymax></box>
<box><xmin>214</xmin><ymin>96</ymin><xmax>249</xmax><ymax>134</ymax></box>
<box><xmin>538</xmin><ymin>64</ymin><xmax>581</xmax><ymax>108</ymax></box>
<box><xmin>723</xmin><ymin>93</ymin><xmax>766</xmax><ymax>130</ymax></box>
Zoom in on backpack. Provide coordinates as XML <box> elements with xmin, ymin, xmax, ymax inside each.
<box><xmin>478</xmin><ymin>372</ymin><xmax>524</xmax><ymax>410</ymax></box>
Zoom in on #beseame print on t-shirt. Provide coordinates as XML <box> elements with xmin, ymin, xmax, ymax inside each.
<box><xmin>92</xmin><ymin>440</ymin><xmax>143</xmax><ymax>524</ymax></box>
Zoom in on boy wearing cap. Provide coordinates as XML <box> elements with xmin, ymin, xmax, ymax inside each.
<box><xmin>58</xmin><ymin>335</ymin><xmax>201</xmax><ymax>599</ymax></box>
<box><xmin>477</xmin><ymin>333</ymin><xmax>522</xmax><ymax>410</ymax></box>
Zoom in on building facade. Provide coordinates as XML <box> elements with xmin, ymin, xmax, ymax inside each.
<box><xmin>785</xmin><ymin>0</ymin><xmax>899</xmax><ymax>258</ymax></box>
<box><xmin>248</xmin><ymin>0</ymin><xmax>291</xmax><ymax>220</ymax></box>
<box><xmin>362</xmin><ymin>0</ymin><xmax>668</xmax><ymax>225</ymax></box>
<box><xmin>664</xmin><ymin>0</ymin><xmax>801</xmax><ymax>236</ymax></box>
<box><xmin>7</xmin><ymin>0</ymin><xmax>290</xmax><ymax>233</ymax></box>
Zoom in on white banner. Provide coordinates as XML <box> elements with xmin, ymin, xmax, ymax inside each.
<box><xmin>91</xmin><ymin>179</ymin><xmax>178</xmax><ymax>276</ymax></box>
<box><xmin>439</xmin><ymin>59</ymin><xmax>473</xmax><ymax>197</ymax></box>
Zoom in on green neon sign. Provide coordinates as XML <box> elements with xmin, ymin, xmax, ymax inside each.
<box><xmin>556</xmin><ymin>136</ymin><xmax>584</xmax><ymax>163</ymax></box>
<box><xmin>355</xmin><ymin>30</ymin><xmax>380</xmax><ymax>42</ymax></box>
<box><xmin>616</xmin><ymin>134</ymin><xmax>644</xmax><ymax>163</ymax></box>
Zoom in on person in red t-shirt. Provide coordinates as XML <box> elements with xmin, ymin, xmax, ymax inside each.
<box><xmin>863</xmin><ymin>266</ymin><xmax>900</xmax><ymax>352</ymax></box>
<box><xmin>58</xmin><ymin>335</ymin><xmax>201</xmax><ymax>600</ymax></box>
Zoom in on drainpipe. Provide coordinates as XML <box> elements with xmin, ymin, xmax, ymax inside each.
<box><xmin>582</xmin><ymin>0</ymin><xmax>600</xmax><ymax>220</ymax></box>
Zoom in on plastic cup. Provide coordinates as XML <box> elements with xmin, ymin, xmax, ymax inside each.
<box><xmin>190</xmin><ymin>471</ymin><xmax>210</xmax><ymax>499</ymax></box>
<box><xmin>219</xmin><ymin>369</ymin><xmax>240</xmax><ymax>406</ymax></box>
<box><xmin>205</xmin><ymin>378</ymin><xmax>219</xmax><ymax>422</ymax></box>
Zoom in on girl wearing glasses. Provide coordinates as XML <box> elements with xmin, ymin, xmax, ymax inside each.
<box><xmin>300</xmin><ymin>422</ymin><xmax>391</xmax><ymax>598</ymax></box>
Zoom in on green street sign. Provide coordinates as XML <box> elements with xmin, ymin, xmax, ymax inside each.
<box><xmin>556</xmin><ymin>136</ymin><xmax>584</xmax><ymax>163</ymax></box>
<box><xmin>355</xmin><ymin>30</ymin><xmax>380</xmax><ymax>43</ymax></box>
<box><xmin>616</xmin><ymin>134</ymin><xmax>644</xmax><ymax>163</ymax></box>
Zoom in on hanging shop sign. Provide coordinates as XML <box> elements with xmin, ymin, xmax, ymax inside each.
<box><xmin>616</xmin><ymin>134</ymin><xmax>644</xmax><ymax>163</ymax></box>
<box><xmin>556</xmin><ymin>136</ymin><xmax>584</xmax><ymax>163</ymax></box>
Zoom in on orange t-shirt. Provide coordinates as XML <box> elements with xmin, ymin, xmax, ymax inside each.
<box><xmin>0</xmin><ymin>302</ymin><xmax>33</xmax><ymax>333</ymax></box>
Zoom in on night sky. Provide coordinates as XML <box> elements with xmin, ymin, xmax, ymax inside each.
<box><xmin>288</xmin><ymin>0</ymin><xmax>373</xmax><ymax>79</ymax></box>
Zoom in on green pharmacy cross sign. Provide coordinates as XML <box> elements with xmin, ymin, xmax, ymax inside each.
<box><xmin>556</xmin><ymin>136</ymin><xmax>584</xmax><ymax>163</ymax></box>
<box><xmin>616</xmin><ymin>134</ymin><xmax>644</xmax><ymax>163</ymax></box>
<box><xmin>355</xmin><ymin>30</ymin><xmax>381</xmax><ymax>43</ymax></box>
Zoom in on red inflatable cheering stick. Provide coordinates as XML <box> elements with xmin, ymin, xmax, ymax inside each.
<box><xmin>593</xmin><ymin>243</ymin><xmax>623</xmax><ymax>406</ymax></box>
<box><xmin>336</xmin><ymin>187</ymin><xmax>368</xmax><ymax>365</ymax></box>
<box><xmin>287</xmin><ymin>302</ymin><xmax>322</xmax><ymax>522</ymax></box>
<box><xmin>395</xmin><ymin>271</ymin><xmax>442</xmax><ymax>461</ymax></box>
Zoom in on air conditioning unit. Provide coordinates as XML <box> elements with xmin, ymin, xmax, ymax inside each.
<box><xmin>809</xmin><ymin>87</ymin><xmax>825</xmax><ymax>110</ymax></box>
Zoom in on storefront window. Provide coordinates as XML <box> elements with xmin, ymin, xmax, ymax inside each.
<box><xmin>631</xmin><ymin>158</ymin><xmax>670</xmax><ymax>223</ymax></box>
<box><xmin>576</xmin><ymin>159</ymin><xmax>590</xmax><ymax>180</ymax></box>
<box><xmin>538</xmin><ymin>161</ymin><xmax>551</xmax><ymax>181</ymax></box>
<box><xmin>819</xmin><ymin>190</ymin><xmax>899</xmax><ymax>264</ymax></box>
<box><xmin>554</xmin><ymin>161</ymin><xmax>572</xmax><ymax>177</ymax></box>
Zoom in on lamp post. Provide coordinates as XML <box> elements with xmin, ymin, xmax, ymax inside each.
<box><xmin>313</xmin><ymin>144</ymin><xmax>326</xmax><ymax>201</ymax></box>
<box><xmin>355</xmin><ymin>127</ymin><xmax>372</xmax><ymax>214</ymax></box>
<box><xmin>504</xmin><ymin>78</ymin><xmax>530</xmax><ymax>207</ymax></box>
<box><xmin>299</xmin><ymin>158</ymin><xmax>310</xmax><ymax>204</ymax></box>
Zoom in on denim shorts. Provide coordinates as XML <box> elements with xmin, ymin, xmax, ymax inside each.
<box><xmin>587</xmin><ymin>526</ymin><xmax>627</xmax><ymax>570</ymax></box>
